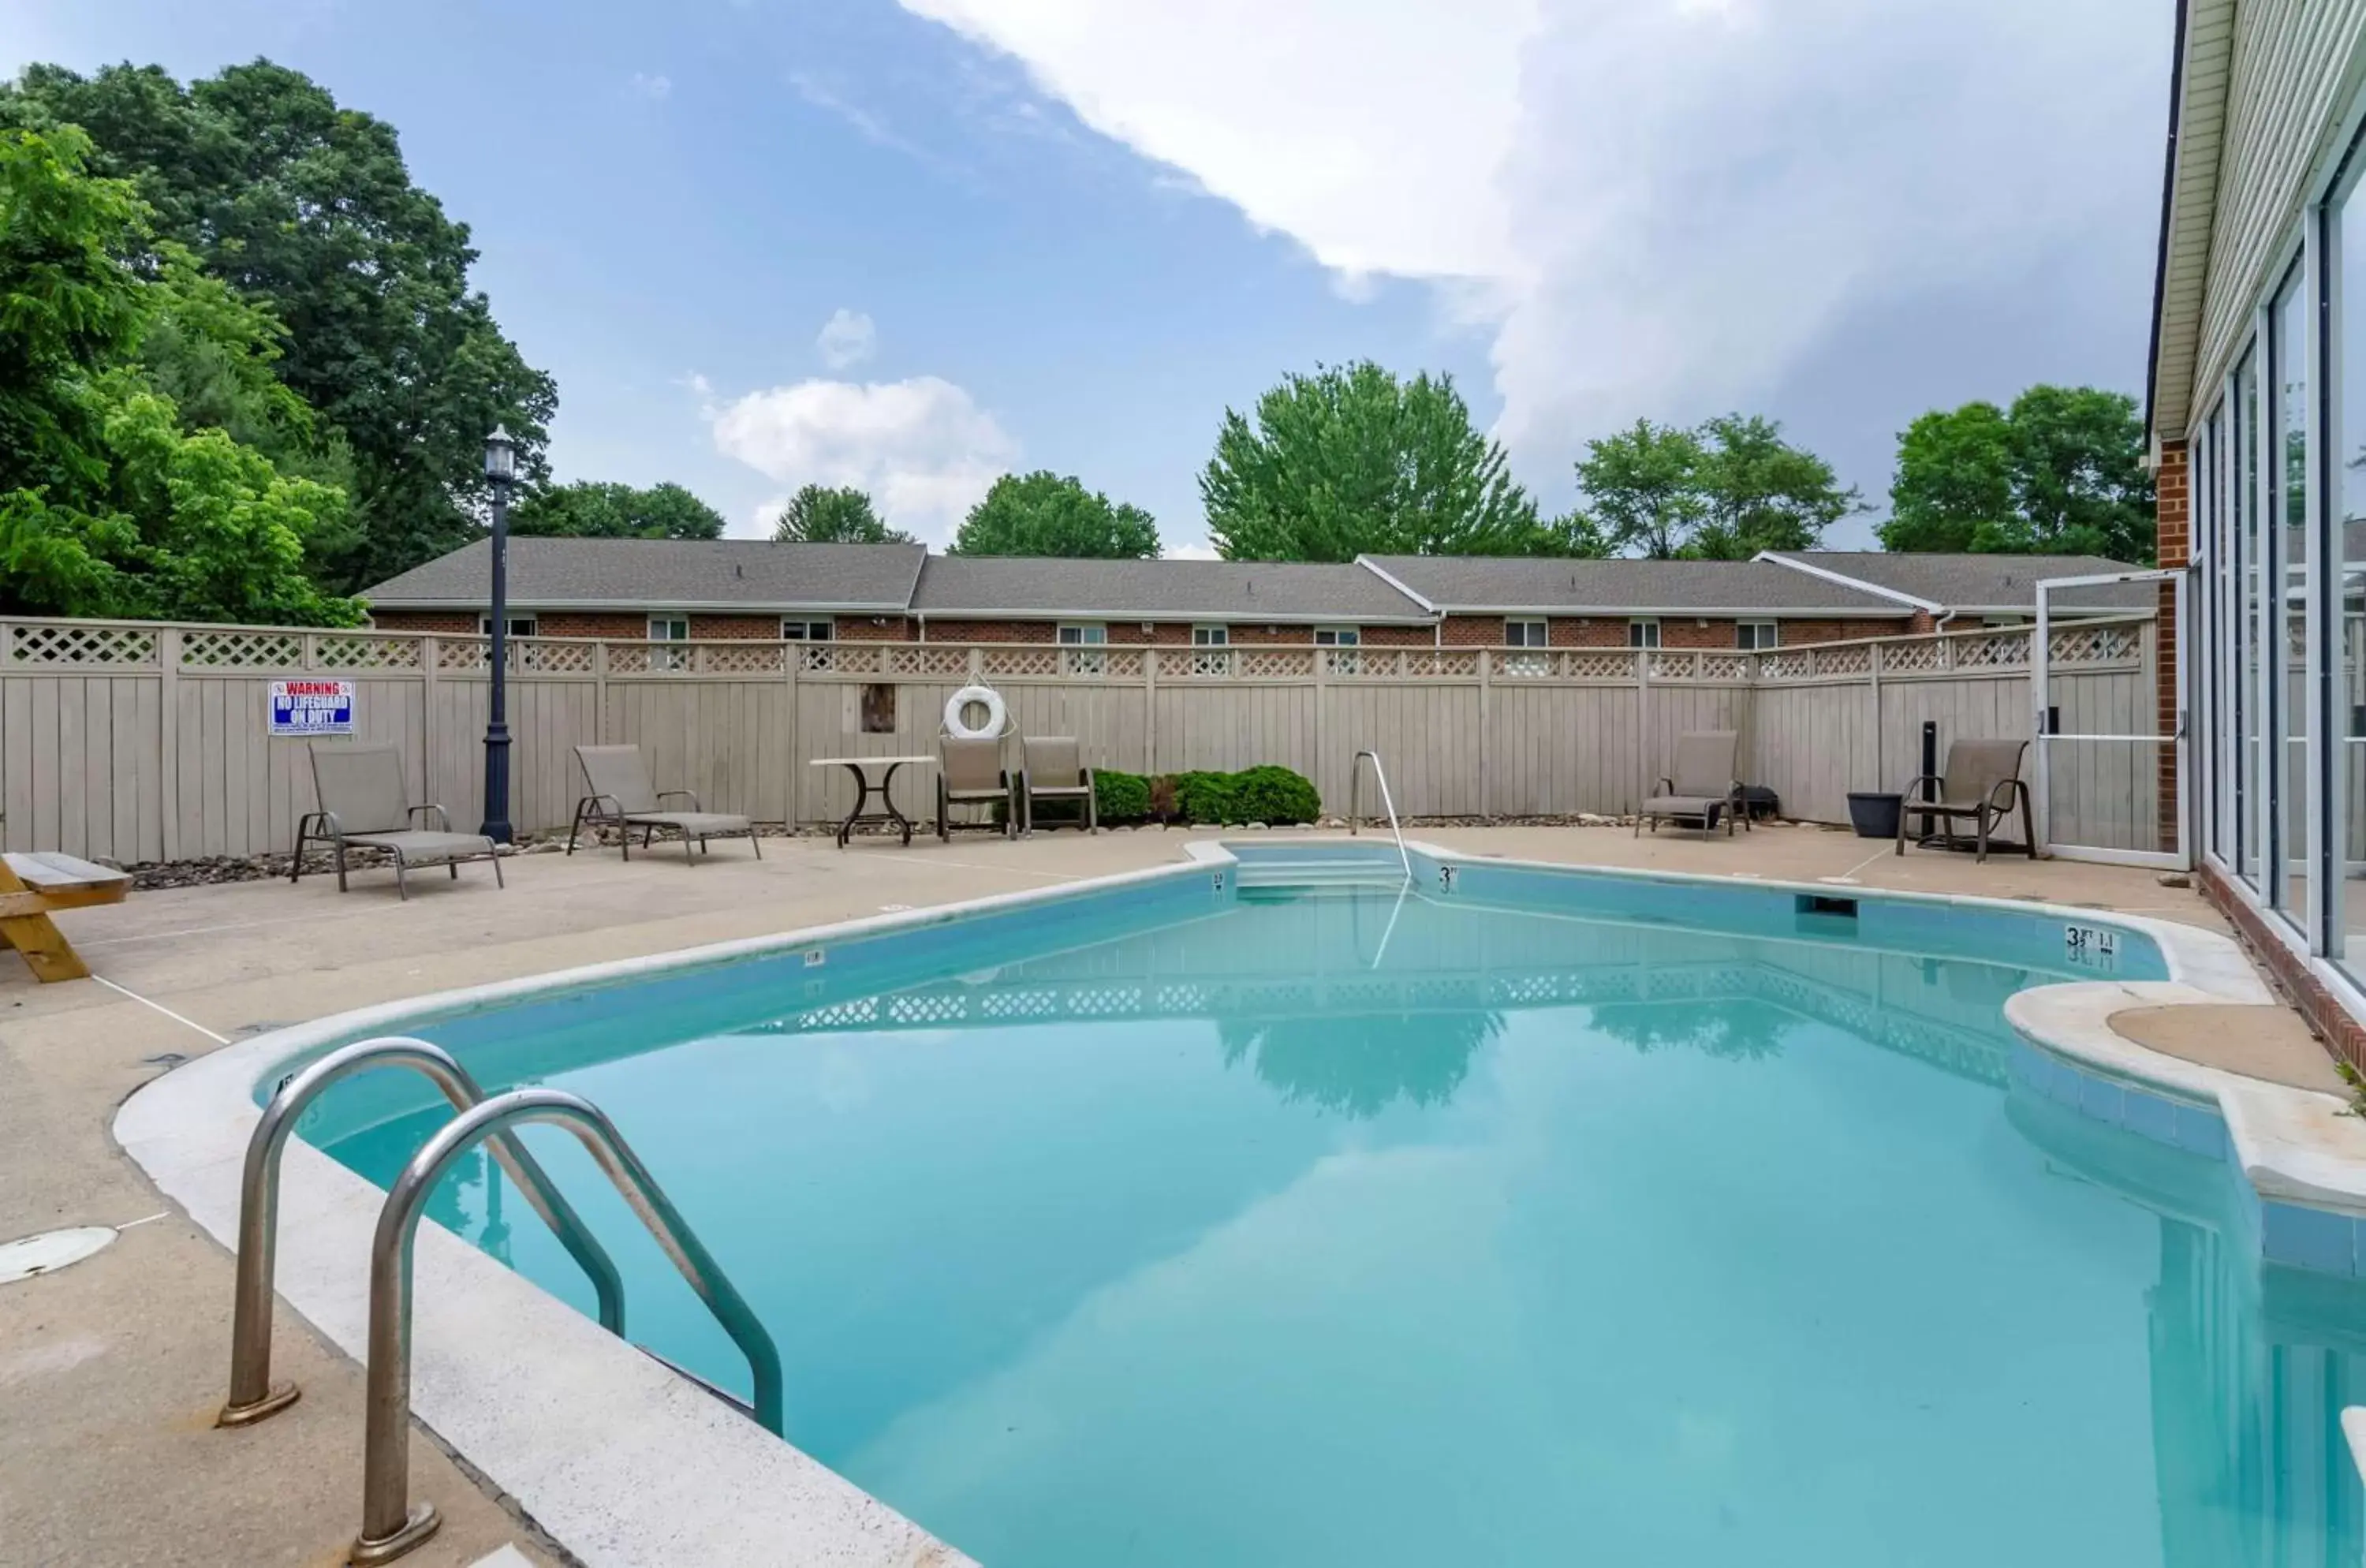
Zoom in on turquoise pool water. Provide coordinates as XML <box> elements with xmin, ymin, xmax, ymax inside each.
<box><xmin>295</xmin><ymin>873</ymin><xmax>2366</xmax><ymax>1566</ymax></box>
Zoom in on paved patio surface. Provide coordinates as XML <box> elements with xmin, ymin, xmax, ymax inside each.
<box><xmin>0</xmin><ymin>824</ymin><xmax>2257</xmax><ymax>1565</ymax></box>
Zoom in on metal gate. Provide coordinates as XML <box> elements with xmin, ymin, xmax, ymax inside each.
<box><xmin>2032</xmin><ymin>569</ymin><xmax>2189</xmax><ymax>870</ymax></box>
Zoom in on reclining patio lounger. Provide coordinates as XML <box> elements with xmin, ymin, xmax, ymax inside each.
<box><xmin>1636</xmin><ymin>730</ymin><xmax>1745</xmax><ymax>838</ymax></box>
<box><xmin>1894</xmin><ymin>737</ymin><xmax>2036</xmax><ymax>864</ymax></box>
<box><xmin>0</xmin><ymin>850</ymin><xmax>130</xmax><ymax>981</ymax></box>
<box><xmin>568</xmin><ymin>744</ymin><xmax>760</xmax><ymax>862</ymax></box>
<box><xmin>293</xmin><ymin>743</ymin><xmax>504</xmax><ymax>899</ymax></box>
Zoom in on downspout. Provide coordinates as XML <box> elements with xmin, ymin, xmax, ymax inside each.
<box><xmin>2141</xmin><ymin>0</ymin><xmax>2192</xmax><ymax>447</ymax></box>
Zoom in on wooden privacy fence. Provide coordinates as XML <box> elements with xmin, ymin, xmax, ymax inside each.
<box><xmin>0</xmin><ymin>614</ymin><xmax>2158</xmax><ymax>865</ymax></box>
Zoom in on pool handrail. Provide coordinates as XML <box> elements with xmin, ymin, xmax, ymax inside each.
<box><xmin>221</xmin><ymin>1036</ymin><xmax>626</xmax><ymax>1427</ymax></box>
<box><xmin>1349</xmin><ymin>748</ymin><xmax>1413</xmax><ymax>883</ymax></box>
<box><xmin>355</xmin><ymin>1087</ymin><xmax>784</xmax><ymax>1564</ymax></box>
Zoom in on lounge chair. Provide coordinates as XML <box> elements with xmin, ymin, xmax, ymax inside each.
<box><xmin>1895</xmin><ymin>737</ymin><xmax>2036</xmax><ymax>863</ymax></box>
<box><xmin>1017</xmin><ymin>736</ymin><xmax>1097</xmax><ymax>836</ymax></box>
<box><xmin>0</xmin><ymin>850</ymin><xmax>129</xmax><ymax>981</ymax></box>
<box><xmin>937</xmin><ymin>736</ymin><xmax>1017</xmax><ymax>840</ymax></box>
<box><xmin>1636</xmin><ymin>730</ymin><xmax>1745</xmax><ymax>838</ymax></box>
<box><xmin>293</xmin><ymin>744</ymin><xmax>503</xmax><ymax>899</ymax></box>
<box><xmin>568</xmin><ymin>744</ymin><xmax>759</xmax><ymax>862</ymax></box>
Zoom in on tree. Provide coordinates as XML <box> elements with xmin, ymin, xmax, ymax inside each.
<box><xmin>1882</xmin><ymin>386</ymin><xmax>2154</xmax><ymax>562</ymax></box>
<box><xmin>1569</xmin><ymin>414</ymin><xmax>1857</xmax><ymax>559</ymax></box>
<box><xmin>0</xmin><ymin>126</ymin><xmax>357</xmax><ymax>623</ymax></box>
<box><xmin>771</xmin><ymin>483</ymin><xmax>912</xmax><ymax>543</ymax></box>
<box><xmin>1570</xmin><ymin>419</ymin><xmax>1707</xmax><ymax>559</ymax></box>
<box><xmin>2</xmin><ymin>62</ymin><xmax>558</xmax><ymax>592</ymax></box>
<box><xmin>510</xmin><ymin>480</ymin><xmax>725</xmax><ymax>540</ymax></box>
<box><xmin>1689</xmin><ymin>414</ymin><xmax>1862</xmax><ymax>558</ymax></box>
<box><xmin>1202</xmin><ymin>361</ymin><xmax>1547</xmax><ymax>560</ymax></box>
<box><xmin>953</xmin><ymin>471</ymin><xmax>1160</xmax><ymax>558</ymax></box>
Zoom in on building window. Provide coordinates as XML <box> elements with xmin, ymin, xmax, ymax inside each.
<box><xmin>1313</xmin><ymin>627</ymin><xmax>1359</xmax><ymax>646</ymax></box>
<box><xmin>1629</xmin><ymin>619</ymin><xmax>1661</xmax><ymax>649</ymax></box>
<box><xmin>1504</xmin><ymin>619</ymin><xmax>1548</xmax><ymax>648</ymax></box>
<box><xmin>1189</xmin><ymin>624</ymin><xmax>1231</xmax><ymax>675</ymax></box>
<box><xmin>480</xmin><ymin>615</ymin><xmax>536</xmax><ymax>639</ymax></box>
<box><xmin>1058</xmin><ymin>622</ymin><xmax>1107</xmax><ymax>674</ymax></box>
<box><xmin>782</xmin><ymin>619</ymin><xmax>833</xmax><ymax>641</ymax></box>
<box><xmin>648</xmin><ymin>615</ymin><xmax>689</xmax><ymax>642</ymax></box>
<box><xmin>1736</xmin><ymin>621</ymin><xmax>1778</xmax><ymax>651</ymax></box>
<box><xmin>1315</xmin><ymin>625</ymin><xmax>1360</xmax><ymax>673</ymax></box>
<box><xmin>2236</xmin><ymin>344</ymin><xmax>2262</xmax><ymax>889</ymax></box>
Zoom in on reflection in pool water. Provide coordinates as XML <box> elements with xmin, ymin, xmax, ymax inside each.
<box><xmin>302</xmin><ymin>887</ymin><xmax>2364</xmax><ymax>1567</ymax></box>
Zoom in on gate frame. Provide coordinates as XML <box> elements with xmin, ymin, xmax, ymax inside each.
<box><xmin>2032</xmin><ymin>568</ymin><xmax>2190</xmax><ymax>870</ymax></box>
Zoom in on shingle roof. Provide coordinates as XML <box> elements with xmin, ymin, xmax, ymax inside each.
<box><xmin>361</xmin><ymin>539</ymin><xmax>927</xmax><ymax>610</ymax></box>
<box><xmin>912</xmin><ymin>556</ymin><xmax>1433</xmax><ymax>622</ymax></box>
<box><xmin>1357</xmin><ymin>556</ymin><xmax>1911</xmax><ymax>616</ymax></box>
<box><xmin>1757</xmin><ymin>551</ymin><xmax>2155</xmax><ymax>613</ymax></box>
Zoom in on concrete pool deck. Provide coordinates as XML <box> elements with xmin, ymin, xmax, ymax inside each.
<box><xmin>0</xmin><ymin>823</ymin><xmax>2288</xmax><ymax>1566</ymax></box>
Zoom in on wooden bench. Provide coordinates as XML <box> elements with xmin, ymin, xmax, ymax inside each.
<box><xmin>0</xmin><ymin>851</ymin><xmax>130</xmax><ymax>982</ymax></box>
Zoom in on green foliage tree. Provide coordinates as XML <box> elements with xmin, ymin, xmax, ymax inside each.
<box><xmin>1881</xmin><ymin>386</ymin><xmax>2154</xmax><ymax>562</ymax></box>
<box><xmin>1201</xmin><ymin>361</ymin><xmax>1547</xmax><ymax>560</ymax></box>
<box><xmin>771</xmin><ymin>483</ymin><xmax>912</xmax><ymax>544</ymax></box>
<box><xmin>2</xmin><ymin>61</ymin><xmax>558</xmax><ymax>592</ymax></box>
<box><xmin>510</xmin><ymin>480</ymin><xmax>725</xmax><ymax>540</ymax></box>
<box><xmin>1572</xmin><ymin>414</ymin><xmax>1858</xmax><ymax>559</ymax></box>
<box><xmin>0</xmin><ymin>125</ymin><xmax>357</xmax><ymax>624</ymax></box>
<box><xmin>953</xmin><ymin>470</ymin><xmax>1159</xmax><ymax>558</ymax></box>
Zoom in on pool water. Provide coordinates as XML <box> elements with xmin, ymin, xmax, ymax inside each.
<box><xmin>301</xmin><ymin>883</ymin><xmax>2366</xmax><ymax>1566</ymax></box>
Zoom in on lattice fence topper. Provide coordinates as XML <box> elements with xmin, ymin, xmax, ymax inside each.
<box><xmin>515</xmin><ymin>639</ymin><xmax>596</xmax><ymax>674</ymax></box>
<box><xmin>1756</xmin><ymin>649</ymin><xmax>1816</xmax><ymax>681</ymax></box>
<box><xmin>180</xmin><ymin>629</ymin><xmax>307</xmax><ymax>669</ymax></box>
<box><xmin>1812</xmin><ymin>643</ymin><xmax>1874</xmax><ymax>677</ymax></box>
<box><xmin>312</xmin><ymin>635</ymin><xmax>424</xmax><ymax>670</ymax></box>
<box><xmin>1564</xmin><ymin>651</ymin><xmax>1640</xmax><ymax>681</ymax></box>
<box><xmin>1880</xmin><ymin>639</ymin><xmax>1949</xmax><ymax>674</ymax></box>
<box><xmin>1950</xmin><ymin>629</ymin><xmax>2032</xmax><ymax>670</ymax></box>
<box><xmin>1236</xmin><ymin>648</ymin><xmax>1315</xmax><ymax>679</ymax></box>
<box><xmin>1696</xmin><ymin>655</ymin><xmax>1753</xmax><ymax>681</ymax></box>
<box><xmin>886</xmin><ymin>645</ymin><xmax>972</xmax><ymax>678</ymax></box>
<box><xmin>1181</xmin><ymin>649</ymin><xmax>1237</xmax><ymax>678</ymax></box>
<box><xmin>799</xmin><ymin>642</ymin><xmax>848</xmax><ymax>674</ymax></box>
<box><xmin>980</xmin><ymin>646</ymin><xmax>1061</xmax><ymax>679</ymax></box>
<box><xmin>8</xmin><ymin>623</ymin><xmax>159</xmax><ymax>666</ymax></box>
<box><xmin>700</xmin><ymin>643</ymin><xmax>787</xmax><ymax>674</ymax></box>
<box><xmin>1401</xmin><ymin>650</ymin><xmax>1480</xmax><ymax>678</ymax></box>
<box><xmin>437</xmin><ymin>637</ymin><xmax>492</xmax><ymax>671</ymax></box>
<box><xmin>2050</xmin><ymin>624</ymin><xmax>2144</xmax><ymax>665</ymax></box>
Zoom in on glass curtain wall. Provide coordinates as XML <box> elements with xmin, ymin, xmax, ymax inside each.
<box><xmin>2204</xmin><ymin>408</ymin><xmax>2227</xmax><ymax>864</ymax></box>
<box><xmin>2338</xmin><ymin>166</ymin><xmax>2366</xmax><ymax>976</ymax></box>
<box><xmin>2237</xmin><ymin>347</ymin><xmax>2263</xmax><ymax>889</ymax></box>
<box><xmin>2273</xmin><ymin>271</ymin><xmax>2313</xmax><ymax>928</ymax></box>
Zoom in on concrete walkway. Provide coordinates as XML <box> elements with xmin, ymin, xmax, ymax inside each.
<box><xmin>0</xmin><ymin>825</ymin><xmax>2256</xmax><ymax>1564</ymax></box>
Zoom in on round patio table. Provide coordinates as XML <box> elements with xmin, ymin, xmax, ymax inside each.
<box><xmin>808</xmin><ymin>756</ymin><xmax>936</xmax><ymax>849</ymax></box>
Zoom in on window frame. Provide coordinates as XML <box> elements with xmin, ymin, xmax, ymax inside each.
<box><xmin>1735</xmin><ymin>620</ymin><xmax>1778</xmax><ymax>651</ymax></box>
<box><xmin>1057</xmin><ymin>622</ymin><xmax>1108</xmax><ymax>646</ymax></box>
<box><xmin>1628</xmin><ymin>618</ymin><xmax>1662</xmax><ymax>649</ymax></box>
<box><xmin>480</xmin><ymin>614</ymin><xmax>537</xmax><ymax>640</ymax></box>
<box><xmin>1190</xmin><ymin>624</ymin><xmax>1230</xmax><ymax>647</ymax></box>
<box><xmin>1504</xmin><ymin>618</ymin><xmax>1548</xmax><ymax>649</ymax></box>
<box><xmin>780</xmin><ymin>618</ymin><xmax>834</xmax><ymax>641</ymax></box>
<box><xmin>1312</xmin><ymin>626</ymin><xmax>1360</xmax><ymax>647</ymax></box>
<box><xmin>647</xmin><ymin>614</ymin><xmax>690</xmax><ymax>642</ymax></box>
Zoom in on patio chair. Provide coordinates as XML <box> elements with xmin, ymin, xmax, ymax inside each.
<box><xmin>293</xmin><ymin>744</ymin><xmax>503</xmax><ymax>899</ymax></box>
<box><xmin>1636</xmin><ymin>730</ymin><xmax>1745</xmax><ymax>838</ymax></box>
<box><xmin>1895</xmin><ymin>737</ymin><xmax>2036</xmax><ymax>863</ymax></box>
<box><xmin>568</xmin><ymin>745</ymin><xmax>759</xmax><ymax>863</ymax></box>
<box><xmin>1017</xmin><ymin>736</ymin><xmax>1097</xmax><ymax>836</ymax></box>
<box><xmin>937</xmin><ymin>736</ymin><xmax>1017</xmax><ymax>840</ymax></box>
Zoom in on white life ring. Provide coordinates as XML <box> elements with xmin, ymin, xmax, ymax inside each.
<box><xmin>943</xmin><ymin>685</ymin><xmax>1007</xmax><ymax>741</ymax></box>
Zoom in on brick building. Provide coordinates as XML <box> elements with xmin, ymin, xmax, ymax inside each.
<box><xmin>364</xmin><ymin>539</ymin><xmax>2141</xmax><ymax>651</ymax></box>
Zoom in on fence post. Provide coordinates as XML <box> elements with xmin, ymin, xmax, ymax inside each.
<box><xmin>159</xmin><ymin>624</ymin><xmax>182</xmax><ymax>862</ymax></box>
<box><xmin>1143</xmin><ymin>647</ymin><xmax>1159</xmax><ymax>775</ymax></box>
<box><xmin>1868</xmin><ymin>639</ymin><xmax>1884</xmax><ymax>792</ymax></box>
<box><xmin>1312</xmin><ymin>640</ymin><xmax>1329</xmax><ymax>808</ymax></box>
<box><xmin>421</xmin><ymin>637</ymin><xmax>439</xmax><ymax>809</ymax></box>
<box><xmin>1635</xmin><ymin>644</ymin><xmax>1651</xmax><ymax>813</ymax></box>
<box><xmin>1477</xmin><ymin>648</ymin><xmax>1492</xmax><ymax>821</ymax></box>
<box><xmin>782</xmin><ymin>639</ymin><xmax>797</xmax><ymax>827</ymax></box>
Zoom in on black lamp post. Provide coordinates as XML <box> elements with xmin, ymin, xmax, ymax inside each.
<box><xmin>480</xmin><ymin>425</ymin><xmax>517</xmax><ymax>844</ymax></box>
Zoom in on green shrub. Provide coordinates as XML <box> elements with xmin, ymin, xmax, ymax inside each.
<box><xmin>1094</xmin><ymin>768</ymin><xmax>1151</xmax><ymax>823</ymax></box>
<box><xmin>1170</xmin><ymin>771</ymin><xmax>1237</xmax><ymax>824</ymax></box>
<box><xmin>1230</xmin><ymin>764</ymin><xmax>1322</xmax><ymax>825</ymax></box>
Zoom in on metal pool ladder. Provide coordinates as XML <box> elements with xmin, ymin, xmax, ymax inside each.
<box><xmin>353</xmin><ymin>1086</ymin><xmax>784</xmax><ymax>1564</ymax></box>
<box><xmin>1349</xmin><ymin>748</ymin><xmax>1413</xmax><ymax>883</ymax></box>
<box><xmin>220</xmin><ymin>1036</ymin><xmax>627</xmax><ymax>1428</ymax></box>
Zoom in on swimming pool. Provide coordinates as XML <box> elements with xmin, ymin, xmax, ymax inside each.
<box><xmin>259</xmin><ymin>846</ymin><xmax>2366</xmax><ymax>1568</ymax></box>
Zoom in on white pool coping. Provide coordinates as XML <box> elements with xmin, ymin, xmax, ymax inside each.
<box><xmin>118</xmin><ymin>839</ymin><xmax>2349</xmax><ymax>1567</ymax></box>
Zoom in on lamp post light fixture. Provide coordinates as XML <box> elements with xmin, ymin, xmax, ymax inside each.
<box><xmin>480</xmin><ymin>425</ymin><xmax>517</xmax><ymax>844</ymax></box>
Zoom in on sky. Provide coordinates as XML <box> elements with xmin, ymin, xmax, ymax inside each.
<box><xmin>3</xmin><ymin>0</ymin><xmax>2173</xmax><ymax>554</ymax></box>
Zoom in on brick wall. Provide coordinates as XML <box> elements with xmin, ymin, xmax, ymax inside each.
<box><xmin>2200</xmin><ymin>861</ymin><xmax>2357</xmax><ymax>1072</ymax></box>
<box><xmin>2156</xmin><ymin>439</ymin><xmax>2188</xmax><ymax>853</ymax></box>
<box><xmin>834</xmin><ymin>616</ymin><xmax>914</xmax><ymax>641</ymax></box>
<box><xmin>532</xmin><ymin>612</ymin><xmax>648</xmax><ymax>640</ymax></box>
<box><xmin>1360</xmin><ymin>624</ymin><xmax>1433</xmax><ymax>647</ymax></box>
<box><xmin>369</xmin><ymin>610</ymin><xmax>476</xmax><ymax>633</ymax></box>
<box><xmin>923</xmin><ymin>619</ymin><xmax>1060</xmax><ymax>643</ymax></box>
<box><xmin>689</xmin><ymin>614</ymin><xmax>782</xmax><ymax>640</ymax></box>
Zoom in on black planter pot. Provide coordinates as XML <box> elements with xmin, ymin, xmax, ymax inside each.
<box><xmin>1846</xmin><ymin>791</ymin><xmax>1904</xmax><ymax>840</ymax></box>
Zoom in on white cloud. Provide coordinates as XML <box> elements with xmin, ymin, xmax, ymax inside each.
<box><xmin>1165</xmin><ymin>538</ymin><xmax>1222</xmax><ymax>561</ymax></box>
<box><xmin>628</xmin><ymin>72</ymin><xmax>672</xmax><ymax>101</ymax></box>
<box><xmin>896</xmin><ymin>0</ymin><xmax>2166</xmax><ymax>494</ymax></box>
<box><xmin>816</xmin><ymin>308</ymin><xmax>878</xmax><ymax>370</ymax></box>
<box><xmin>708</xmin><ymin>376</ymin><xmax>1017</xmax><ymax>543</ymax></box>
